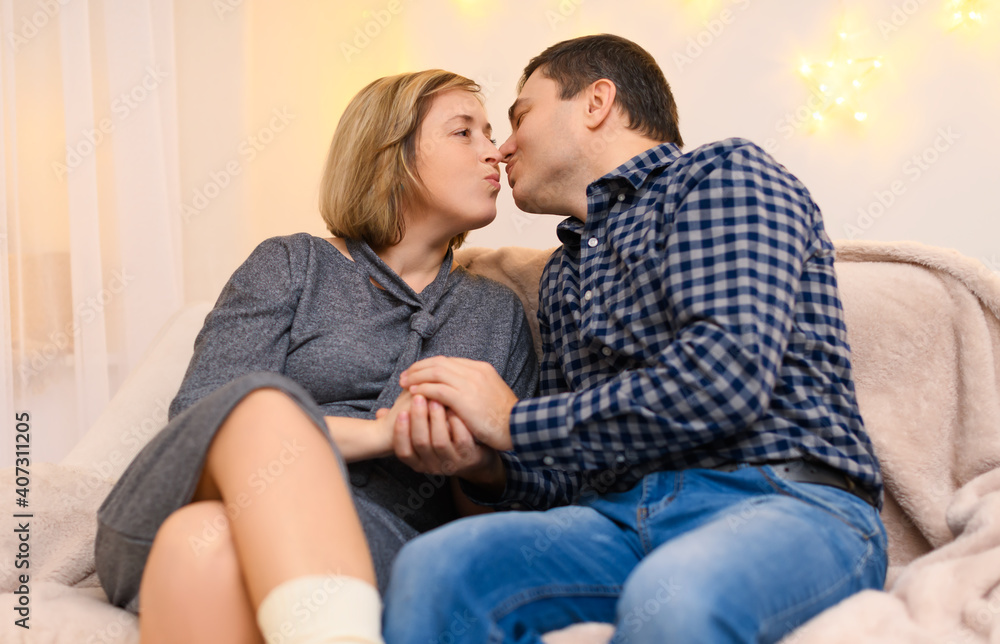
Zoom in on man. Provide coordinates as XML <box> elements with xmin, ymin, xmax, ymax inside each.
<box><xmin>383</xmin><ymin>34</ymin><xmax>886</xmax><ymax>644</ymax></box>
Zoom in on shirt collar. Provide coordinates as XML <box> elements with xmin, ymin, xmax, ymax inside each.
<box><xmin>556</xmin><ymin>142</ymin><xmax>683</xmax><ymax>248</ymax></box>
<box><xmin>556</xmin><ymin>216</ymin><xmax>584</xmax><ymax>247</ymax></box>
<box><xmin>594</xmin><ymin>142</ymin><xmax>682</xmax><ymax>191</ymax></box>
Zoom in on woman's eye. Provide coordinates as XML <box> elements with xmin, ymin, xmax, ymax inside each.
<box><xmin>456</xmin><ymin>129</ymin><xmax>470</xmax><ymax>137</ymax></box>
<box><xmin>490</xmin><ymin>138</ymin><xmax>497</xmax><ymax>146</ymax></box>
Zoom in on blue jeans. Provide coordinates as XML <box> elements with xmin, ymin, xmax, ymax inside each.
<box><xmin>382</xmin><ymin>465</ymin><xmax>887</xmax><ymax>644</ymax></box>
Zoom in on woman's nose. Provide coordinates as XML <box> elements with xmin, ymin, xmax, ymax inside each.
<box><xmin>482</xmin><ymin>137</ymin><xmax>501</xmax><ymax>164</ymax></box>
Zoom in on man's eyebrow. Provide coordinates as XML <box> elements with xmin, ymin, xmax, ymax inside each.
<box><xmin>508</xmin><ymin>98</ymin><xmax>525</xmax><ymax>123</ymax></box>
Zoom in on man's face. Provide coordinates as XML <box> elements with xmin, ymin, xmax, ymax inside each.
<box><xmin>498</xmin><ymin>71</ymin><xmax>579</xmax><ymax>215</ymax></box>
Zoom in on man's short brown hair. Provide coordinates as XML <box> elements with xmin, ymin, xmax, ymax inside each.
<box><xmin>520</xmin><ymin>34</ymin><xmax>683</xmax><ymax>147</ymax></box>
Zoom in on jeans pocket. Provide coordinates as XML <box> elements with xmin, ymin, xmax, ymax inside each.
<box><xmin>643</xmin><ymin>471</ymin><xmax>684</xmax><ymax>518</ymax></box>
<box><xmin>759</xmin><ymin>466</ymin><xmax>885</xmax><ymax>543</ymax></box>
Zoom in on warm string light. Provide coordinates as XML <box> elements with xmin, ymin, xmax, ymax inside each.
<box><xmin>948</xmin><ymin>0</ymin><xmax>987</xmax><ymax>28</ymax></box>
<box><xmin>799</xmin><ymin>28</ymin><xmax>883</xmax><ymax>124</ymax></box>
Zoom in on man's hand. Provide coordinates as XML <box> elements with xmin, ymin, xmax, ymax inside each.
<box><xmin>399</xmin><ymin>357</ymin><xmax>516</xmax><ymax>451</ymax></box>
<box><xmin>391</xmin><ymin>395</ymin><xmax>504</xmax><ymax>490</ymax></box>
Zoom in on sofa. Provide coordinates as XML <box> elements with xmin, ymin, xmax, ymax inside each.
<box><xmin>2</xmin><ymin>239</ymin><xmax>999</xmax><ymax>643</ymax></box>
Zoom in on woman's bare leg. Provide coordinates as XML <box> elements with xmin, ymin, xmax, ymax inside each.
<box><xmin>194</xmin><ymin>388</ymin><xmax>375</xmax><ymax>604</ymax></box>
<box><xmin>138</xmin><ymin>388</ymin><xmax>376</xmax><ymax>642</ymax></box>
<box><xmin>139</xmin><ymin>501</ymin><xmax>262</xmax><ymax>644</ymax></box>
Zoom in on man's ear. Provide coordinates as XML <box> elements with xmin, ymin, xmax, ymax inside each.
<box><xmin>581</xmin><ymin>78</ymin><xmax>617</xmax><ymax>130</ymax></box>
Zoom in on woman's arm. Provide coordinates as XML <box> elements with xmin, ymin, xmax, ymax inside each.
<box><xmin>325</xmin><ymin>390</ymin><xmax>414</xmax><ymax>463</ymax></box>
<box><xmin>171</xmin><ymin>238</ymin><xmax>302</xmax><ymax>419</ymax></box>
<box><xmin>323</xmin><ymin>416</ymin><xmax>391</xmax><ymax>463</ymax></box>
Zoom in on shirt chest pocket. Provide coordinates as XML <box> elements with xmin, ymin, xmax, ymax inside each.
<box><xmin>577</xmin><ymin>255</ymin><xmax>672</xmax><ymax>353</ymax></box>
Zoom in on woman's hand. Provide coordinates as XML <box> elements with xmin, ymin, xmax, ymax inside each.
<box><xmin>326</xmin><ymin>391</ymin><xmax>413</xmax><ymax>462</ymax></box>
<box><xmin>372</xmin><ymin>389</ymin><xmax>413</xmax><ymax>453</ymax></box>
<box><xmin>392</xmin><ymin>395</ymin><xmax>504</xmax><ymax>487</ymax></box>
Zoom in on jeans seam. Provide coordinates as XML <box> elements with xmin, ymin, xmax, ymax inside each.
<box><xmin>487</xmin><ymin>620</ymin><xmax>511</xmax><ymax>644</ymax></box>
<box><xmin>487</xmin><ymin>623</ymin><xmax>507</xmax><ymax>644</ymax></box>
<box><xmin>637</xmin><ymin>476</ymin><xmax>651</xmax><ymax>554</ymax></box>
<box><xmin>758</xmin><ymin>537</ymin><xmax>874</xmax><ymax>639</ymax></box>
<box><xmin>487</xmin><ymin>584</ymin><xmax>623</xmax><ymax>641</ymax></box>
<box><xmin>639</xmin><ymin>472</ymin><xmax>683</xmax><ymax>554</ymax></box>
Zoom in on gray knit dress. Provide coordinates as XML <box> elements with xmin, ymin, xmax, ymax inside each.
<box><xmin>94</xmin><ymin>233</ymin><xmax>538</xmax><ymax>614</ymax></box>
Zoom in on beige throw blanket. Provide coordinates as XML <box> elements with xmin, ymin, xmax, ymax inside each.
<box><xmin>1</xmin><ymin>239</ymin><xmax>998</xmax><ymax>643</ymax></box>
<box><xmin>780</xmin><ymin>240</ymin><xmax>1000</xmax><ymax>644</ymax></box>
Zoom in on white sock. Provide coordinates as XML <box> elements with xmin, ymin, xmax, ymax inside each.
<box><xmin>256</xmin><ymin>575</ymin><xmax>385</xmax><ymax>644</ymax></box>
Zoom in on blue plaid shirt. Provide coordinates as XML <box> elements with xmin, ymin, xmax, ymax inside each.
<box><xmin>493</xmin><ymin>138</ymin><xmax>882</xmax><ymax>511</ymax></box>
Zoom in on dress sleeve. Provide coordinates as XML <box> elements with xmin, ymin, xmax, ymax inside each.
<box><xmin>500</xmin><ymin>297</ymin><xmax>539</xmax><ymax>401</ymax></box>
<box><xmin>169</xmin><ymin>237</ymin><xmax>303</xmax><ymax>418</ymax></box>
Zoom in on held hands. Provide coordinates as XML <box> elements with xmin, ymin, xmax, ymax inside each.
<box><xmin>398</xmin><ymin>357</ymin><xmax>516</xmax><ymax>451</ymax></box>
<box><xmin>384</xmin><ymin>395</ymin><xmax>501</xmax><ymax>485</ymax></box>
<box><xmin>370</xmin><ymin>389</ymin><xmax>415</xmax><ymax>457</ymax></box>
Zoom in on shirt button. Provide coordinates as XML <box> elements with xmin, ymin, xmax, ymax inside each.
<box><xmin>587</xmin><ymin>237</ymin><xmax>598</xmax><ymax>248</ymax></box>
<box><xmin>617</xmin><ymin>193</ymin><xmax>625</xmax><ymax>202</ymax></box>
<box><xmin>583</xmin><ymin>290</ymin><xmax>593</xmax><ymax>301</ymax></box>
<box><xmin>616</xmin><ymin>454</ymin><xmax>626</xmax><ymax>464</ymax></box>
<box><xmin>601</xmin><ymin>347</ymin><xmax>612</xmax><ymax>357</ymax></box>
<box><xmin>542</xmin><ymin>456</ymin><xmax>555</xmax><ymax>466</ymax></box>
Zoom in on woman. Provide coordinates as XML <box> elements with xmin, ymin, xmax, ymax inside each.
<box><xmin>95</xmin><ymin>70</ymin><xmax>537</xmax><ymax>644</ymax></box>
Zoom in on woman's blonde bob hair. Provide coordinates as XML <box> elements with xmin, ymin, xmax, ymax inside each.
<box><xmin>319</xmin><ymin>69</ymin><xmax>483</xmax><ymax>251</ymax></box>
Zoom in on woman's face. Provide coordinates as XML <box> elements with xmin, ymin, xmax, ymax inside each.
<box><xmin>411</xmin><ymin>88</ymin><xmax>501</xmax><ymax>240</ymax></box>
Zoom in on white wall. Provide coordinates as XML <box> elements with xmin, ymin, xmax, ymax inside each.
<box><xmin>422</xmin><ymin>0</ymin><xmax>999</xmax><ymax>261</ymax></box>
<box><xmin>186</xmin><ymin>0</ymin><xmax>998</xmax><ymax>292</ymax></box>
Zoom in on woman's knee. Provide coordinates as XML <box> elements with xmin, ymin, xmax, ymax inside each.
<box><xmin>144</xmin><ymin>501</ymin><xmax>241</xmax><ymax>590</ymax></box>
<box><xmin>213</xmin><ymin>386</ymin><xmax>332</xmax><ymax>457</ymax></box>
<box><xmin>140</xmin><ymin>502</ymin><xmax>262</xmax><ymax>644</ymax></box>
<box><xmin>202</xmin><ymin>386</ymin><xmax>336</xmax><ymax>491</ymax></box>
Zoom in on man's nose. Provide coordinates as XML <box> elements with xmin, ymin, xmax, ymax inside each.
<box><xmin>498</xmin><ymin>134</ymin><xmax>516</xmax><ymax>163</ymax></box>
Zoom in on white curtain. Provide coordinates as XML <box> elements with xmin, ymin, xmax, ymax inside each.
<box><xmin>1</xmin><ymin>0</ymin><xmax>183</xmax><ymax>465</ymax></box>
